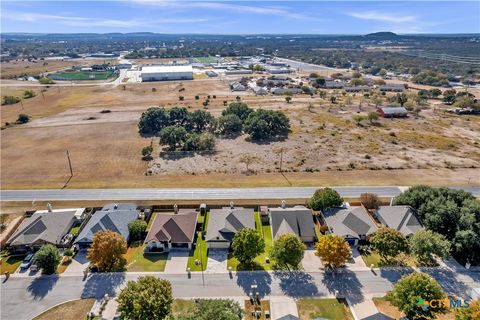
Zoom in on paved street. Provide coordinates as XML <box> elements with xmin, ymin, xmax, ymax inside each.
<box><xmin>1</xmin><ymin>268</ymin><xmax>479</xmax><ymax>320</ymax></box>
<box><xmin>2</xmin><ymin>186</ymin><xmax>478</xmax><ymax>202</ymax></box>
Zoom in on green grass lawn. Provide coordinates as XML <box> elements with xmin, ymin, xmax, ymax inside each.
<box><xmin>361</xmin><ymin>251</ymin><xmax>383</xmax><ymax>267</ymax></box>
<box><xmin>50</xmin><ymin>71</ymin><xmax>117</xmax><ymax>81</ymax></box>
<box><xmin>297</xmin><ymin>298</ymin><xmax>354</xmax><ymax>320</ymax></box>
<box><xmin>0</xmin><ymin>254</ymin><xmax>25</xmax><ymax>274</ymax></box>
<box><xmin>172</xmin><ymin>299</ymin><xmax>196</xmax><ymax>318</ymax></box>
<box><xmin>125</xmin><ymin>243</ymin><xmax>167</xmax><ymax>272</ymax></box>
<box><xmin>361</xmin><ymin>251</ymin><xmax>421</xmax><ymax>268</ymax></box>
<box><xmin>68</xmin><ymin>225</ymin><xmax>81</xmax><ymax>235</ymax></box>
<box><xmin>186</xmin><ymin>212</ymin><xmax>209</xmax><ymax>271</ymax></box>
<box><xmin>227</xmin><ymin>212</ymin><xmax>274</xmax><ymax>271</ymax></box>
<box><xmin>194</xmin><ymin>56</ymin><xmax>220</xmax><ymax>63</ymax></box>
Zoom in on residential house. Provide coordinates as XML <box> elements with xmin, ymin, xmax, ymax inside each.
<box><xmin>377</xmin><ymin>106</ymin><xmax>408</xmax><ymax>118</ymax></box>
<box><xmin>378</xmin><ymin>84</ymin><xmax>405</xmax><ymax>92</ymax></box>
<box><xmin>268</xmin><ymin>205</ymin><xmax>316</xmax><ymax>243</ymax></box>
<box><xmin>344</xmin><ymin>85</ymin><xmax>371</xmax><ymax>92</ymax></box>
<box><xmin>321</xmin><ymin>206</ymin><xmax>377</xmax><ymax>246</ymax></box>
<box><xmin>230</xmin><ymin>81</ymin><xmax>246</xmax><ymax>91</ymax></box>
<box><xmin>144</xmin><ymin>209</ymin><xmax>198</xmax><ymax>252</ymax></box>
<box><xmin>374</xmin><ymin>206</ymin><xmax>423</xmax><ymax>237</ymax></box>
<box><xmin>205</xmin><ymin>206</ymin><xmax>255</xmax><ymax>249</ymax></box>
<box><xmin>271</xmin><ymin>87</ymin><xmax>302</xmax><ymax>95</ymax></box>
<box><xmin>74</xmin><ymin>203</ymin><xmax>139</xmax><ymax>248</ymax></box>
<box><xmin>252</xmin><ymin>86</ymin><xmax>268</xmax><ymax>95</ymax></box>
<box><xmin>7</xmin><ymin>208</ymin><xmax>85</xmax><ymax>252</ymax></box>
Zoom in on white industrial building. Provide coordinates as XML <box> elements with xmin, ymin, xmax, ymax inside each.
<box><xmin>140</xmin><ymin>65</ymin><xmax>193</xmax><ymax>81</ymax></box>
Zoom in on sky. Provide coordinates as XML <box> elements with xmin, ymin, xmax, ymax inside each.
<box><xmin>1</xmin><ymin>1</ymin><xmax>479</xmax><ymax>34</ymax></box>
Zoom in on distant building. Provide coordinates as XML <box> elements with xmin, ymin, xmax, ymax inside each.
<box><xmin>252</xmin><ymin>86</ymin><xmax>268</xmax><ymax>95</ymax></box>
<box><xmin>225</xmin><ymin>70</ymin><xmax>253</xmax><ymax>75</ymax></box>
<box><xmin>140</xmin><ymin>65</ymin><xmax>193</xmax><ymax>82</ymax></box>
<box><xmin>116</xmin><ymin>63</ymin><xmax>132</xmax><ymax>70</ymax></box>
<box><xmin>230</xmin><ymin>81</ymin><xmax>246</xmax><ymax>91</ymax></box>
<box><xmin>205</xmin><ymin>71</ymin><xmax>218</xmax><ymax>77</ymax></box>
<box><xmin>378</xmin><ymin>84</ymin><xmax>405</xmax><ymax>92</ymax></box>
<box><xmin>344</xmin><ymin>85</ymin><xmax>371</xmax><ymax>92</ymax></box>
<box><xmin>271</xmin><ymin>87</ymin><xmax>302</xmax><ymax>95</ymax></box>
<box><xmin>377</xmin><ymin>106</ymin><xmax>408</xmax><ymax>118</ymax></box>
<box><xmin>265</xmin><ymin>67</ymin><xmax>291</xmax><ymax>74</ymax></box>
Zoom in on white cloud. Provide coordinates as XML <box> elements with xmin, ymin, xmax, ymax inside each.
<box><xmin>2</xmin><ymin>11</ymin><xmax>208</xmax><ymax>28</ymax></box>
<box><xmin>348</xmin><ymin>11</ymin><xmax>417</xmax><ymax>23</ymax></box>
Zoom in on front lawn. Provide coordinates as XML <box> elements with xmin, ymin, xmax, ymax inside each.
<box><xmin>125</xmin><ymin>243</ymin><xmax>167</xmax><ymax>272</ymax></box>
<box><xmin>0</xmin><ymin>254</ymin><xmax>25</xmax><ymax>274</ymax></box>
<box><xmin>244</xmin><ymin>299</ymin><xmax>271</xmax><ymax>320</ymax></box>
<box><xmin>186</xmin><ymin>212</ymin><xmax>209</xmax><ymax>271</ymax></box>
<box><xmin>297</xmin><ymin>298</ymin><xmax>354</xmax><ymax>320</ymax></box>
<box><xmin>68</xmin><ymin>225</ymin><xmax>81</xmax><ymax>235</ymax></box>
<box><xmin>227</xmin><ymin>212</ymin><xmax>273</xmax><ymax>271</ymax></box>
<box><xmin>373</xmin><ymin>297</ymin><xmax>456</xmax><ymax>320</ymax></box>
<box><xmin>361</xmin><ymin>251</ymin><xmax>423</xmax><ymax>268</ymax></box>
<box><xmin>32</xmin><ymin>298</ymin><xmax>95</xmax><ymax>320</ymax></box>
<box><xmin>172</xmin><ymin>299</ymin><xmax>197</xmax><ymax>318</ymax></box>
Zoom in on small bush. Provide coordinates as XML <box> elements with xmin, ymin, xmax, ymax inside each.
<box><xmin>17</xmin><ymin>114</ymin><xmax>30</xmax><ymax>124</ymax></box>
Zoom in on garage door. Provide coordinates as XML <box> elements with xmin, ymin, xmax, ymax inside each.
<box><xmin>347</xmin><ymin>239</ymin><xmax>357</xmax><ymax>246</ymax></box>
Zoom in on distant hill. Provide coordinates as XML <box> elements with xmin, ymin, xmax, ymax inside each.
<box><xmin>364</xmin><ymin>32</ymin><xmax>398</xmax><ymax>39</ymax></box>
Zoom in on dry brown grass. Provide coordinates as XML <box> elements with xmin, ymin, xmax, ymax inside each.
<box><xmin>373</xmin><ymin>297</ymin><xmax>457</xmax><ymax>320</ymax></box>
<box><xmin>32</xmin><ymin>299</ymin><xmax>95</xmax><ymax>320</ymax></box>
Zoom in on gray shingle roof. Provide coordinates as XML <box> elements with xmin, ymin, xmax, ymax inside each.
<box><xmin>380</xmin><ymin>107</ymin><xmax>408</xmax><ymax>115</ymax></box>
<box><xmin>269</xmin><ymin>206</ymin><xmax>315</xmax><ymax>240</ymax></box>
<box><xmin>74</xmin><ymin>205</ymin><xmax>139</xmax><ymax>245</ymax></box>
<box><xmin>7</xmin><ymin>209</ymin><xmax>79</xmax><ymax>247</ymax></box>
<box><xmin>322</xmin><ymin>207</ymin><xmax>377</xmax><ymax>238</ymax></box>
<box><xmin>205</xmin><ymin>207</ymin><xmax>255</xmax><ymax>242</ymax></box>
<box><xmin>375</xmin><ymin>206</ymin><xmax>423</xmax><ymax>236</ymax></box>
<box><xmin>144</xmin><ymin>210</ymin><xmax>198</xmax><ymax>244</ymax></box>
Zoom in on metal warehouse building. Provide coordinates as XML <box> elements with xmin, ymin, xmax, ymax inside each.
<box><xmin>140</xmin><ymin>65</ymin><xmax>193</xmax><ymax>81</ymax></box>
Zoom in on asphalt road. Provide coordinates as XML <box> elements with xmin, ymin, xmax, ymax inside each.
<box><xmin>1</xmin><ymin>186</ymin><xmax>479</xmax><ymax>202</ymax></box>
<box><xmin>1</xmin><ymin>268</ymin><xmax>479</xmax><ymax>320</ymax></box>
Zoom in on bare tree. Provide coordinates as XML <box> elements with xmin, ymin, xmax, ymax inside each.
<box><xmin>239</xmin><ymin>154</ymin><xmax>260</xmax><ymax>173</ymax></box>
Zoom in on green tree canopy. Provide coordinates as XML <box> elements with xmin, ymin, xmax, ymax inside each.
<box><xmin>217</xmin><ymin>114</ymin><xmax>243</xmax><ymax>136</ymax></box>
<box><xmin>221</xmin><ymin>102</ymin><xmax>253</xmax><ymax>122</ymax></box>
<box><xmin>231</xmin><ymin>228</ymin><xmax>265</xmax><ymax>265</ymax></box>
<box><xmin>33</xmin><ymin>244</ymin><xmax>61</xmax><ymax>274</ymax></box>
<box><xmin>243</xmin><ymin>109</ymin><xmax>290</xmax><ymax>140</ymax></box>
<box><xmin>387</xmin><ymin>272</ymin><xmax>446</xmax><ymax>319</ymax></box>
<box><xmin>128</xmin><ymin>220</ymin><xmax>147</xmax><ymax>241</ymax></box>
<box><xmin>271</xmin><ymin>233</ymin><xmax>306</xmax><ymax>269</ymax></box>
<box><xmin>370</xmin><ymin>227</ymin><xmax>409</xmax><ymax>259</ymax></box>
<box><xmin>308</xmin><ymin>188</ymin><xmax>343</xmax><ymax>211</ymax></box>
<box><xmin>117</xmin><ymin>276</ymin><xmax>173</xmax><ymax>320</ymax></box>
<box><xmin>159</xmin><ymin>125</ymin><xmax>188</xmax><ymax>150</ymax></box>
<box><xmin>193</xmin><ymin>299</ymin><xmax>243</xmax><ymax>320</ymax></box>
<box><xmin>409</xmin><ymin>230</ymin><xmax>450</xmax><ymax>264</ymax></box>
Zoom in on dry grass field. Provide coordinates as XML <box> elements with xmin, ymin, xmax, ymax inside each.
<box><xmin>1</xmin><ymin>73</ymin><xmax>479</xmax><ymax>192</ymax></box>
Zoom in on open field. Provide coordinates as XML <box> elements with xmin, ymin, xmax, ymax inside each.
<box><xmin>1</xmin><ymin>77</ymin><xmax>479</xmax><ymax>191</ymax></box>
<box><xmin>49</xmin><ymin>70</ymin><xmax>117</xmax><ymax>81</ymax></box>
<box><xmin>1</xmin><ymin>58</ymin><xmax>116</xmax><ymax>79</ymax></box>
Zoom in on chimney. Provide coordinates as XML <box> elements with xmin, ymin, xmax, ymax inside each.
<box><xmin>281</xmin><ymin>200</ymin><xmax>286</xmax><ymax>209</ymax></box>
<box><xmin>230</xmin><ymin>201</ymin><xmax>234</xmax><ymax>209</ymax></box>
<box><xmin>113</xmin><ymin>203</ymin><xmax>118</xmax><ymax>210</ymax></box>
<box><xmin>173</xmin><ymin>204</ymin><xmax>178</xmax><ymax>214</ymax></box>
<box><xmin>47</xmin><ymin>203</ymin><xmax>53</xmax><ymax>212</ymax></box>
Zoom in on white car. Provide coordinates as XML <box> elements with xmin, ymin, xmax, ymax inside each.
<box><xmin>20</xmin><ymin>254</ymin><xmax>34</xmax><ymax>269</ymax></box>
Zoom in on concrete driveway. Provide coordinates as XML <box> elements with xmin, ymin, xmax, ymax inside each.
<box><xmin>347</xmin><ymin>298</ymin><xmax>394</xmax><ymax>320</ymax></box>
<box><xmin>164</xmin><ymin>250</ymin><xmax>189</xmax><ymax>274</ymax></box>
<box><xmin>346</xmin><ymin>247</ymin><xmax>368</xmax><ymax>271</ymax></box>
<box><xmin>270</xmin><ymin>297</ymin><xmax>299</xmax><ymax>320</ymax></box>
<box><xmin>64</xmin><ymin>250</ymin><xmax>89</xmax><ymax>275</ymax></box>
<box><xmin>206</xmin><ymin>249</ymin><xmax>228</xmax><ymax>273</ymax></box>
<box><xmin>301</xmin><ymin>249</ymin><xmax>322</xmax><ymax>272</ymax></box>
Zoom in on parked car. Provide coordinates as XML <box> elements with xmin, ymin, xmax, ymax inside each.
<box><xmin>30</xmin><ymin>264</ymin><xmax>38</xmax><ymax>273</ymax></box>
<box><xmin>20</xmin><ymin>254</ymin><xmax>34</xmax><ymax>269</ymax></box>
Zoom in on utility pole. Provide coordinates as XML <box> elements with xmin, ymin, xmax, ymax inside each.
<box><xmin>66</xmin><ymin>149</ymin><xmax>73</xmax><ymax>176</ymax></box>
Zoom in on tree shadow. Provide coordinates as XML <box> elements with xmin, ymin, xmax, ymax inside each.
<box><xmin>274</xmin><ymin>270</ymin><xmax>318</xmax><ymax>298</ymax></box>
<box><xmin>420</xmin><ymin>268</ymin><xmax>473</xmax><ymax>297</ymax></box>
<box><xmin>322</xmin><ymin>269</ymin><xmax>363</xmax><ymax>304</ymax></box>
<box><xmin>235</xmin><ymin>270</ymin><xmax>272</xmax><ymax>298</ymax></box>
<box><xmin>159</xmin><ymin>150</ymin><xmax>217</xmax><ymax>160</ymax></box>
<box><xmin>378</xmin><ymin>267</ymin><xmax>414</xmax><ymax>283</ymax></box>
<box><xmin>246</xmin><ymin>134</ymin><xmax>289</xmax><ymax>145</ymax></box>
<box><xmin>27</xmin><ymin>275</ymin><xmax>59</xmax><ymax>300</ymax></box>
<box><xmin>81</xmin><ymin>273</ymin><xmax>126</xmax><ymax>299</ymax></box>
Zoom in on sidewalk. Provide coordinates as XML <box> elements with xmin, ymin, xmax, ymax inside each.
<box><xmin>347</xmin><ymin>297</ymin><xmax>394</xmax><ymax>320</ymax></box>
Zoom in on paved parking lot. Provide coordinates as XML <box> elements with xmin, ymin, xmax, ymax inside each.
<box><xmin>164</xmin><ymin>250</ymin><xmax>189</xmax><ymax>274</ymax></box>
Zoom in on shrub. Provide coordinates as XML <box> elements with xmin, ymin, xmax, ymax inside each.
<box><xmin>2</xmin><ymin>95</ymin><xmax>21</xmax><ymax>105</ymax></box>
<box><xmin>17</xmin><ymin>114</ymin><xmax>30</xmax><ymax>124</ymax></box>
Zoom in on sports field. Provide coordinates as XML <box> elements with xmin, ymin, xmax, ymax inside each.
<box><xmin>193</xmin><ymin>56</ymin><xmax>220</xmax><ymax>63</ymax></box>
<box><xmin>49</xmin><ymin>70</ymin><xmax>118</xmax><ymax>81</ymax></box>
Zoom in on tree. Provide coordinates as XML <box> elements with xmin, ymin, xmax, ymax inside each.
<box><xmin>222</xmin><ymin>102</ymin><xmax>253</xmax><ymax>122</ymax></box>
<box><xmin>0</xmin><ymin>214</ymin><xmax>8</xmax><ymax>230</ymax></box>
<box><xmin>117</xmin><ymin>276</ymin><xmax>173</xmax><ymax>320</ymax></box>
<box><xmin>187</xmin><ymin>109</ymin><xmax>214</xmax><ymax>132</ymax></box>
<box><xmin>128</xmin><ymin>220</ymin><xmax>147</xmax><ymax>241</ymax></box>
<box><xmin>285</xmin><ymin>96</ymin><xmax>292</xmax><ymax>104</ymax></box>
<box><xmin>455</xmin><ymin>298</ymin><xmax>480</xmax><ymax>320</ymax></box>
<box><xmin>308</xmin><ymin>188</ymin><xmax>343</xmax><ymax>211</ymax></box>
<box><xmin>367</xmin><ymin>111</ymin><xmax>379</xmax><ymax>124</ymax></box>
<box><xmin>387</xmin><ymin>272</ymin><xmax>446</xmax><ymax>319</ymax></box>
<box><xmin>409</xmin><ymin>230</ymin><xmax>450</xmax><ymax>264</ymax></box>
<box><xmin>87</xmin><ymin>230</ymin><xmax>127</xmax><ymax>272</ymax></box>
<box><xmin>218</xmin><ymin>114</ymin><xmax>242</xmax><ymax>136</ymax></box>
<box><xmin>141</xmin><ymin>144</ymin><xmax>153</xmax><ymax>159</ymax></box>
<box><xmin>330</xmin><ymin>96</ymin><xmax>336</xmax><ymax>104</ymax></box>
<box><xmin>453</xmin><ymin>96</ymin><xmax>475</xmax><ymax>109</ymax></box>
<box><xmin>370</xmin><ymin>227</ymin><xmax>409</xmax><ymax>259</ymax></box>
<box><xmin>198</xmin><ymin>132</ymin><xmax>215</xmax><ymax>151</ymax></box>
<box><xmin>244</xmin><ymin>109</ymin><xmax>290</xmax><ymax>140</ymax></box>
<box><xmin>443</xmin><ymin>89</ymin><xmax>457</xmax><ymax>104</ymax></box>
<box><xmin>2</xmin><ymin>95</ymin><xmax>21</xmax><ymax>105</ymax></box>
<box><xmin>271</xmin><ymin>233</ymin><xmax>306</xmax><ymax>269</ymax></box>
<box><xmin>138</xmin><ymin>107</ymin><xmax>171</xmax><ymax>135</ymax></box>
<box><xmin>396</xmin><ymin>93</ymin><xmax>408</xmax><ymax>106</ymax></box>
<box><xmin>193</xmin><ymin>299</ymin><xmax>243</xmax><ymax>320</ymax></box>
<box><xmin>360</xmin><ymin>193</ymin><xmax>381</xmax><ymax>210</ymax></box>
<box><xmin>159</xmin><ymin>125</ymin><xmax>187</xmax><ymax>150</ymax></box>
<box><xmin>33</xmin><ymin>244</ymin><xmax>61</xmax><ymax>274</ymax></box>
<box><xmin>239</xmin><ymin>154</ymin><xmax>260</xmax><ymax>172</ymax></box>
<box><xmin>23</xmin><ymin>90</ymin><xmax>36</xmax><ymax>99</ymax></box>
<box><xmin>231</xmin><ymin>228</ymin><xmax>265</xmax><ymax>265</ymax></box>
<box><xmin>352</xmin><ymin>114</ymin><xmax>365</xmax><ymax>126</ymax></box>
<box><xmin>16</xmin><ymin>114</ymin><xmax>30</xmax><ymax>124</ymax></box>
<box><xmin>315</xmin><ymin>235</ymin><xmax>351</xmax><ymax>268</ymax></box>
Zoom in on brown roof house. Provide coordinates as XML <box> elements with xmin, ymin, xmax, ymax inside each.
<box><xmin>144</xmin><ymin>208</ymin><xmax>198</xmax><ymax>252</ymax></box>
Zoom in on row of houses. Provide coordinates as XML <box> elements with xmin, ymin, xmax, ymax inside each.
<box><xmin>5</xmin><ymin>201</ymin><xmax>423</xmax><ymax>253</ymax></box>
